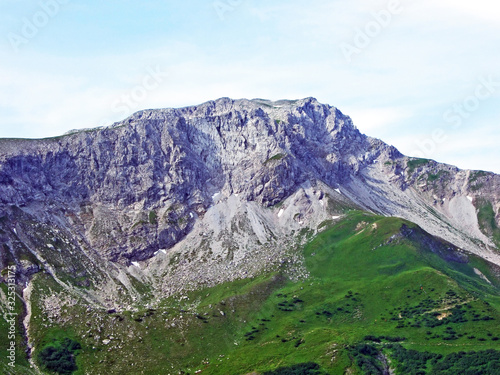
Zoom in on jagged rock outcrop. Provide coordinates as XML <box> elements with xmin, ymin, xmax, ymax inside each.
<box><xmin>0</xmin><ymin>98</ymin><xmax>377</xmax><ymax>261</ymax></box>
<box><xmin>0</xmin><ymin>97</ymin><xmax>499</xmax><ymax>306</ymax></box>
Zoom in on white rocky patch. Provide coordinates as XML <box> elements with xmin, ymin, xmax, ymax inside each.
<box><xmin>474</xmin><ymin>268</ymin><xmax>492</xmax><ymax>284</ymax></box>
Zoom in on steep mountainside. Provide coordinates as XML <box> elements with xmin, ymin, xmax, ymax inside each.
<box><xmin>4</xmin><ymin>211</ymin><xmax>500</xmax><ymax>375</ymax></box>
<box><xmin>1</xmin><ymin>98</ymin><xmax>499</xmax><ymax>275</ymax></box>
<box><xmin>1</xmin><ymin>98</ymin><xmax>500</xmax><ymax>374</ymax></box>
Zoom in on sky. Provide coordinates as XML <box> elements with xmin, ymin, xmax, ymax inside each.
<box><xmin>0</xmin><ymin>0</ymin><xmax>499</xmax><ymax>172</ymax></box>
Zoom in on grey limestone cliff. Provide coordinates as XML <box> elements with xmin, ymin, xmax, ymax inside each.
<box><xmin>0</xmin><ymin>97</ymin><xmax>499</xmax><ymax>307</ymax></box>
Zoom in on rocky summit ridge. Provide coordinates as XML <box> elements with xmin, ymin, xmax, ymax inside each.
<box><xmin>0</xmin><ymin>97</ymin><xmax>499</xmax><ymax>308</ymax></box>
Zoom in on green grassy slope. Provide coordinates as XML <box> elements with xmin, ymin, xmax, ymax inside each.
<box><xmin>4</xmin><ymin>211</ymin><xmax>500</xmax><ymax>374</ymax></box>
<box><xmin>476</xmin><ymin>198</ymin><xmax>500</xmax><ymax>248</ymax></box>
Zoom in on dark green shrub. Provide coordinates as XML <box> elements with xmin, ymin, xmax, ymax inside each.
<box><xmin>263</xmin><ymin>362</ymin><xmax>327</xmax><ymax>374</ymax></box>
<box><xmin>37</xmin><ymin>338</ymin><xmax>81</xmax><ymax>375</ymax></box>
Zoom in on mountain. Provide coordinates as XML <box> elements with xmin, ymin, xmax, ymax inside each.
<box><xmin>0</xmin><ymin>98</ymin><xmax>499</xmax><ymax>374</ymax></box>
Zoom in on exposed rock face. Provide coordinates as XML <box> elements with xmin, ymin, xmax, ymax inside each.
<box><xmin>0</xmin><ymin>98</ymin><xmax>375</xmax><ymax>261</ymax></box>
<box><xmin>0</xmin><ymin>97</ymin><xmax>499</xmax><ymax>306</ymax></box>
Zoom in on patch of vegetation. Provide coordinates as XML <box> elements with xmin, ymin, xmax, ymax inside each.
<box><xmin>469</xmin><ymin>170</ymin><xmax>490</xmax><ymax>184</ymax></box>
<box><xmin>271</xmin><ymin>200</ymin><xmax>285</xmax><ymax>209</ymax></box>
<box><xmin>390</xmin><ymin>344</ymin><xmax>500</xmax><ymax>375</ymax></box>
<box><xmin>469</xmin><ymin>170</ymin><xmax>491</xmax><ymax>191</ymax></box>
<box><xmin>349</xmin><ymin>343</ymin><xmax>386</xmax><ymax>374</ymax></box>
<box><xmin>37</xmin><ymin>338</ymin><xmax>81</xmax><ymax>375</ymax></box>
<box><xmin>131</xmin><ymin>220</ymin><xmax>146</xmax><ymax>229</ymax></box>
<box><xmin>427</xmin><ymin>170</ymin><xmax>449</xmax><ymax>182</ymax></box>
<box><xmin>387</xmin><ymin>343</ymin><xmax>441</xmax><ymax>374</ymax></box>
<box><xmin>263</xmin><ymin>362</ymin><xmax>328</xmax><ymax>374</ymax></box>
<box><xmin>148</xmin><ymin>210</ymin><xmax>157</xmax><ymax>225</ymax></box>
<box><xmin>407</xmin><ymin>158</ymin><xmax>431</xmax><ymax>174</ymax></box>
<box><xmin>364</xmin><ymin>335</ymin><xmax>406</xmax><ymax>343</ymax></box>
<box><xmin>350</xmin><ymin>342</ymin><xmax>500</xmax><ymax>375</ymax></box>
<box><xmin>476</xmin><ymin>199</ymin><xmax>500</xmax><ymax>246</ymax></box>
<box><xmin>264</xmin><ymin>153</ymin><xmax>286</xmax><ymax>165</ymax></box>
<box><xmin>470</xmin><ymin>182</ymin><xmax>484</xmax><ymax>192</ymax></box>
<box><xmin>430</xmin><ymin>349</ymin><xmax>500</xmax><ymax>374</ymax></box>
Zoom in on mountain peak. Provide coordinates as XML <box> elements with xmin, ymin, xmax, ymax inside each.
<box><xmin>0</xmin><ymin>98</ymin><xmax>498</xmax><ymax>273</ymax></box>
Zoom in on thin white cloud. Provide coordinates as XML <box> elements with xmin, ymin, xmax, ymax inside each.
<box><xmin>438</xmin><ymin>0</ymin><xmax>500</xmax><ymax>23</ymax></box>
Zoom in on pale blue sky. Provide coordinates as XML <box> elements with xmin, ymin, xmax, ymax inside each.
<box><xmin>0</xmin><ymin>0</ymin><xmax>499</xmax><ymax>172</ymax></box>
